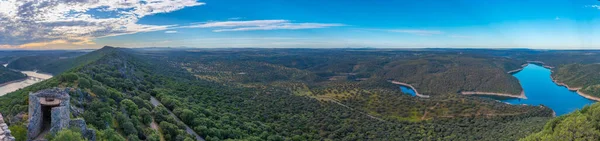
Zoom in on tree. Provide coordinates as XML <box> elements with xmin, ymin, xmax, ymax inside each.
<box><xmin>127</xmin><ymin>134</ymin><xmax>141</xmax><ymax>141</ymax></box>
<box><xmin>180</xmin><ymin>109</ymin><xmax>195</xmax><ymax>124</ymax></box>
<box><xmin>122</xmin><ymin>121</ymin><xmax>138</xmax><ymax>136</ymax></box>
<box><xmin>78</xmin><ymin>78</ymin><xmax>91</xmax><ymax>88</ymax></box>
<box><xmin>139</xmin><ymin>108</ymin><xmax>152</xmax><ymax>125</ymax></box>
<box><xmin>8</xmin><ymin>125</ymin><xmax>26</xmax><ymax>141</ymax></box>
<box><xmin>59</xmin><ymin>73</ymin><xmax>79</xmax><ymax>82</ymax></box>
<box><xmin>51</xmin><ymin>129</ymin><xmax>85</xmax><ymax>141</ymax></box>
<box><xmin>98</xmin><ymin>129</ymin><xmax>126</xmax><ymax>141</ymax></box>
<box><xmin>120</xmin><ymin>99</ymin><xmax>139</xmax><ymax>116</ymax></box>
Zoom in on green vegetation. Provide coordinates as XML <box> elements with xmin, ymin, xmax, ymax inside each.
<box><xmin>0</xmin><ymin>48</ymin><xmax>561</xmax><ymax>140</ymax></box>
<box><xmin>0</xmin><ymin>66</ymin><xmax>26</xmax><ymax>84</ymax></box>
<box><xmin>379</xmin><ymin>55</ymin><xmax>523</xmax><ymax>95</ymax></box>
<box><xmin>4</xmin><ymin>51</ymin><xmax>88</xmax><ymax>74</ymax></box>
<box><xmin>553</xmin><ymin>63</ymin><xmax>600</xmax><ymax>97</ymax></box>
<box><xmin>522</xmin><ymin>104</ymin><xmax>600</xmax><ymax>140</ymax></box>
<box><xmin>51</xmin><ymin>129</ymin><xmax>86</xmax><ymax>141</ymax></box>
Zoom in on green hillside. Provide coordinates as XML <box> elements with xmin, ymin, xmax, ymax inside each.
<box><xmin>0</xmin><ymin>47</ymin><xmax>554</xmax><ymax>141</ymax></box>
<box><xmin>0</xmin><ymin>66</ymin><xmax>26</xmax><ymax>84</ymax></box>
<box><xmin>552</xmin><ymin>64</ymin><xmax>600</xmax><ymax>97</ymax></box>
<box><xmin>522</xmin><ymin>103</ymin><xmax>600</xmax><ymax>140</ymax></box>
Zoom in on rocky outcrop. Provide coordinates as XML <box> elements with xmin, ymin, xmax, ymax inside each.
<box><xmin>69</xmin><ymin>119</ymin><xmax>96</xmax><ymax>141</ymax></box>
<box><xmin>0</xmin><ymin>114</ymin><xmax>16</xmax><ymax>141</ymax></box>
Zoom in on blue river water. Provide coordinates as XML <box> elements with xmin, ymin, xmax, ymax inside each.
<box><xmin>499</xmin><ymin>64</ymin><xmax>596</xmax><ymax>116</ymax></box>
<box><xmin>400</xmin><ymin>86</ymin><xmax>417</xmax><ymax>96</ymax></box>
<box><xmin>398</xmin><ymin>63</ymin><xmax>596</xmax><ymax>116</ymax></box>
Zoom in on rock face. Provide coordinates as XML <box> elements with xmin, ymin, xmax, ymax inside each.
<box><xmin>0</xmin><ymin>113</ymin><xmax>16</xmax><ymax>141</ymax></box>
<box><xmin>69</xmin><ymin>119</ymin><xmax>96</xmax><ymax>141</ymax></box>
<box><xmin>27</xmin><ymin>88</ymin><xmax>96</xmax><ymax>141</ymax></box>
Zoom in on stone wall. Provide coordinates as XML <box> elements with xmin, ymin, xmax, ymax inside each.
<box><xmin>26</xmin><ymin>92</ymin><xmax>42</xmax><ymax>140</ymax></box>
<box><xmin>0</xmin><ymin>113</ymin><xmax>16</xmax><ymax>141</ymax></box>
<box><xmin>27</xmin><ymin>88</ymin><xmax>71</xmax><ymax>140</ymax></box>
<box><xmin>50</xmin><ymin>107</ymin><xmax>70</xmax><ymax>134</ymax></box>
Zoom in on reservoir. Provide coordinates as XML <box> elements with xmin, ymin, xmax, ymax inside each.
<box><xmin>497</xmin><ymin>64</ymin><xmax>595</xmax><ymax>116</ymax></box>
<box><xmin>0</xmin><ymin>64</ymin><xmax>53</xmax><ymax>96</ymax></box>
<box><xmin>400</xmin><ymin>86</ymin><xmax>417</xmax><ymax>96</ymax></box>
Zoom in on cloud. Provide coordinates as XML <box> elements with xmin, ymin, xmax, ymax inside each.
<box><xmin>587</xmin><ymin>5</ymin><xmax>600</xmax><ymax>10</ymax></box>
<box><xmin>388</xmin><ymin>29</ymin><xmax>444</xmax><ymax>35</ymax></box>
<box><xmin>19</xmin><ymin>39</ymin><xmax>69</xmax><ymax>48</ymax></box>
<box><xmin>0</xmin><ymin>45</ymin><xmax>15</xmax><ymax>49</ymax></box>
<box><xmin>165</xmin><ymin>31</ymin><xmax>178</xmax><ymax>34</ymax></box>
<box><xmin>0</xmin><ymin>0</ymin><xmax>204</xmax><ymax>48</ymax></box>
<box><xmin>555</xmin><ymin>17</ymin><xmax>560</xmax><ymax>20</ymax></box>
<box><xmin>184</xmin><ymin>20</ymin><xmax>345</xmax><ymax>32</ymax></box>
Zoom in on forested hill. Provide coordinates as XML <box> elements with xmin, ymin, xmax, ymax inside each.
<box><xmin>522</xmin><ymin>103</ymin><xmax>600</xmax><ymax>140</ymax></box>
<box><xmin>0</xmin><ymin>47</ymin><xmax>554</xmax><ymax>140</ymax></box>
<box><xmin>0</xmin><ymin>66</ymin><xmax>26</xmax><ymax>84</ymax></box>
<box><xmin>0</xmin><ymin>46</ymin><xmax>200</xmax><ymax>141</ymax></box>
<box><xmin>5</xmin><ymin>51</ymin><xmax>88</xmax><ymax>74</ymax></box>
<box><xmin>552</xmin><ymin>63</ymin><xmax>600</xmax><ymax>97</ymax></box>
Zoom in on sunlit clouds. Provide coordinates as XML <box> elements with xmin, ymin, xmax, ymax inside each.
<box><xmin>0</xmin><ymin>0</ymin><xmax>204</xmax><ymax>48</ymax></box>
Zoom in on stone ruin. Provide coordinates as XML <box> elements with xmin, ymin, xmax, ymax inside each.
<box><xmin>0</xmin><ymin>113</ymin><xmax>16</xmax><ymax>141</ymax></box>
<box><xmin>27</xmin><ymin>88</ymin><xmax>95</xmax><ymax>141</ymax></box>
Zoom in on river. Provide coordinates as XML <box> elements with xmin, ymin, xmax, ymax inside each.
<box><xmin>491</xmin><ymin>64</ymin><xmax>595</xmax><ymax>116</ymax></box>
<box><xmin>0</xmin><ymin>64</ymin><xmax>53</xmax><ymax>96</ymax></box>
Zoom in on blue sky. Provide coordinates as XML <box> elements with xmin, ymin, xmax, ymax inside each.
<box><xmin>2</xmin><ymin>0</ymin><xmax>600</xmax><ymax>49</ymax></box>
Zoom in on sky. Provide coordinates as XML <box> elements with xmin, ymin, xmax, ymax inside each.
<box><xmin>2</xmin><ymin>0</ymin><xmax>600</xmax><ymax>49</ymax></box>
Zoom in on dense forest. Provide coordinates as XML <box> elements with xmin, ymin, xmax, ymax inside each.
<box><xmin>552</xmin><ymin>64</ymin><xmax>600</xmax><ymax>97</ymax></box>
<box><xmin>0</xmin><ymin>66</ymin><xmax>26</xmax><ymax>84</ymax></box>
<box><xmin>523</xmin><ymin>103</ymin><xmax>600</xmax><ymax>140</ymax></box>
<box><xmin>4</xmin><ymin>47</ymin><xmax>600</xmax><ymax>140</ymax></box>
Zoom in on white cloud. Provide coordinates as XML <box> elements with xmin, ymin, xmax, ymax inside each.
<box><xmin>165</xmin><ymin>31</ymin><xmax>178</xmax><ymax>34</ymax></box>
<box><xmin>0</xmin><ymin>1</ymin><xmax>345</xmax><ymax>48</ymax></box>
<box><xmin>0</xmin><ymin>0</ymin><xmax>204</xmax><ymax>48</ymax></box>
<box><xmin>587</xmin><ymin>5</ymin><xmax>600</xmax><ymax>10</ymax></box>
<box><xmin>388</xmin><ymin>29</ymin><xmax>444</xmax><ymax>35</ymax></box>
<box><xmin>184</xmin><ymin>20</ymin><xmax>345</xmax><ymax>32</ymax></box>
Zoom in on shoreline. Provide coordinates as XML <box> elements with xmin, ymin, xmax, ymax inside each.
<box><xmin>526</xmin><ymin>60</ymin><xmax>554</xmax><ymax>69</ymax></box>
<box><xmin>461</xmin><ymin>91</ymin><xmax>527</xmax><ymax>99</ymax></box>
<box><xmin>507</xmin><ymin>63</ymin><xmax>528</xmax><ymax>74</ymax></box>
<box><xmin>551</xmin><ymin>77</ymin><xmax>600</xmax><ymax>102</ymax></box>
<box><xmin>0</xmin><ymin>78</ymin><xmax>28</xmax><ymax>87</ymax></box>
<box><xmin>388</xmin><ymin>80</ymin><xmax>430</xmax><ymax>98</ymax></box>
<box><xmin>507</xmin><ymin>61</ymin><xmax>553</xmax><ymax>74</ymax></box>
<box><xmin>529</xmin><ymin>60</ymin><xmax>600</xmax><ymax>102</ymax></box>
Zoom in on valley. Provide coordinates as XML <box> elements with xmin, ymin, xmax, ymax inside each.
<box><xmin>0</xmin><ymin>47</ymin><xmax>599</xmax><ymax>140</ymax></box>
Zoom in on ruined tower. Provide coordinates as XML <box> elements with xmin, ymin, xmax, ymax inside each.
<box><xmin>27</xmin><ymin>88</ymin><xmax>70</xmax><ymax>140</ymax></box>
